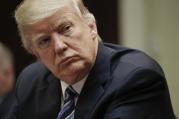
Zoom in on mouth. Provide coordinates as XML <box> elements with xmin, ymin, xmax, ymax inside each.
<box><xmin>59</xmin><ymin>56</ymin><xmax>80</xmax><ymax>66</ymax></box>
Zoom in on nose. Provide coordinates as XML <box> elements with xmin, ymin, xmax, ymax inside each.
<box><xmin>52</xmin><ymin>32</ymin><xmax>67</xmax><ymax>54</ymax></box>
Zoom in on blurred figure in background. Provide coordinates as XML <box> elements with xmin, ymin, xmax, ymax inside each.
<box><xmin>0</xmin><ymin>42</ymin><xmax>15</xmax><ymax>119</ymax></box>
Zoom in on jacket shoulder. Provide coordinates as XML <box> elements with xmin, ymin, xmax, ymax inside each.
<box><xmin>104</xmin><ymin>43</ymin><xmax>164</xmax><ymax>76</ymax></box>
<box><xmin>15</xmin><ymin>62</ymin><xmax>49</xmax><ymax>100</ymax></box>
<box><xmin>18</xmin><ymin>62</ymin><xmax>47</xmax><ymax>78</ymax></box>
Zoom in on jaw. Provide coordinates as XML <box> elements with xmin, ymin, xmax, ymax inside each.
<box><xmin>53</xmin><ymin>59</ymin><xmax>92</xmax><ymax>85</ymax></box>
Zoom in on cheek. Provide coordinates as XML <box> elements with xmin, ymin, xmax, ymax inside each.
<box><xmin>70</xmin><ymin>33</ymin><xmax>93</xmax><ymax>52</ymax></box>
<box><xmin>73</xmin><ymin>40</ymin><xmax>95</xmax><ymax>60</ymax></box>
<box><xmin>39</xmin><ymin>50</ymin><xmax>55</xmax><ymax>68</ymax></box>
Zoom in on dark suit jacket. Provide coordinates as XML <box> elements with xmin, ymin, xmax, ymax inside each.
<box><xmin>0</xmin><ymin>91</ymin><xmax>15</xmax><ymax>119</ymax></box>
<box><xmin>6</xmin><ymin>42</ymin><xmax>175</xmax><ymax>119</ymax></box>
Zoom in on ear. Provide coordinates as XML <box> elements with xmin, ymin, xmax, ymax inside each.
<box><xmin>88</xmin><ymin>19</ymin><xmax>98</xmax><ymax>40</ymax></box>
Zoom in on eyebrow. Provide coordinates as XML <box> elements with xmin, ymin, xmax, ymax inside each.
<box><xmin>31</xmin><ymin>33</ymin><xmax>47</xmax><ymax>43</ymax></box>
<box><xmin>31</xmin><ymin>17</ymin><xmax>72</xmax><ymax>42</ymax></box>
<box><xmin>53</xmin><ymin>16</ymin><xmax>72</xmax><ymax>28</ymax></box>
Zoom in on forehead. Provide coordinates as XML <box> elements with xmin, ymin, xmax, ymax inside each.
<box><xmin>24</xmin><ymin>5</ymin><xmax>82</xmax><ymax>36</ymax></box>
<box><xmin>37</xmin><ymin>6</ymin><xmax>81</xmax><ymax>25</ymax></box>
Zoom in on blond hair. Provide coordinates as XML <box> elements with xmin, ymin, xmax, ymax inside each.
<box><xmin>15</xmin><ymin>0</ymin><xmax>99</xmax><ymax>54</ymax></box>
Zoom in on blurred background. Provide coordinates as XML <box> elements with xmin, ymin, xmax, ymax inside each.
<box><xmin>0</xmin><ymin>0</ymin><xmax>178</xmax><ymax>117</ymax></box>
<box><xmin>120</xmin><ymin>0</ymin><xmax>179</xmax><ymax>116</ymax></box>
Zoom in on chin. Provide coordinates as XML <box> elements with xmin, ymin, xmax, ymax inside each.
<box><xmin>55</xmin><ymin>62</ymin><xmax>91</xmax><ymax>84</ymax></box>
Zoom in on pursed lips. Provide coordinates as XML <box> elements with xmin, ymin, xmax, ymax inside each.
<box><xmin>58</xmin><ymin>55</ymin><xmax>79</xmax><ymax>66</ymax></box>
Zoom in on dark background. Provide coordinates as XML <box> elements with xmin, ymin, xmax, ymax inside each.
<box><xmin>0</xmin><ymin>0</ymin><xmax>119</xmax><ymax>77</ymax></box>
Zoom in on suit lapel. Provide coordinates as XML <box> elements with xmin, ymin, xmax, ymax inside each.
<box><xmin>75</xmin><ymin>42</ymin><xmax>113</xmax><ymax>119</ymax></box>
<box><xmin>36</xmin><ymin>73</ymin><xmax>62</xmax><ymax>119</ymax></box>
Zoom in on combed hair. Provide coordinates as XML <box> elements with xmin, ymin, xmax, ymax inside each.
<box><xmin>0</xmin><ymin>42</ymin><xmax>14</xmax><ymax>71</ymax></box>
<box><xmin>14</xmin><ymin>0</ymin><xmax>99</xmax><ymax>54</ymax></box>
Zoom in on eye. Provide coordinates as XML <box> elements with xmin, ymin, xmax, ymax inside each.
<box><xmin>61</xmin><ymin>23</ymin><xmax>73</xmax><ymax>35</ymax></box>
<box><xmin>64</xmin><ymin>25</ymin><xmax>71</xmax><ymax>31</ymax></box>
<box><xmin>37</xmin><ymin>37</ymin><xmax>51</xmax><ymax>49</ymax></box>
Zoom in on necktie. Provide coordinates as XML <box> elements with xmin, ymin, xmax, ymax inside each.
<box><xmin>57</xmin><ymin>86</ymin><xmax>78</xmax><ymax>119</ymax></box>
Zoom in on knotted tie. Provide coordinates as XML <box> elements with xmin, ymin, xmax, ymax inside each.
<box><xmin>57</xmin><ymin>86</ymin><xmax>78</xmax><ymax>119</ymax></box>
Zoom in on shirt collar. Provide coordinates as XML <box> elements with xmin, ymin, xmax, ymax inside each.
<box><xmin>60</xmin><ymin>75</ymin><xmax>88</xmax><ymax>98</ymax></box>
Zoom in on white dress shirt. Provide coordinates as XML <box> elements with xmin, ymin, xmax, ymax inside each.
<box><xmin>60</xmin><ymin>75</ymin><xmax>88</xmax><ymax>106</ymax></box>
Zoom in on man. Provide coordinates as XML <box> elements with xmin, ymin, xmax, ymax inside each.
<box><xmin>7</xmin><ymin>0</ymin><xmax>175</xmax><ymax>118</ymax></box>
<box><xmin>0</xmin><ymin>42</ymin><xmax>15</xmax><ymax>119</ymax></box>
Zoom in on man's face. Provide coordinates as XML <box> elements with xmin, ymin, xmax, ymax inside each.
<box><xmin>25</xmin><ymin>5</ymin><xmax>98</xmax><ymax>84</ymax></box>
